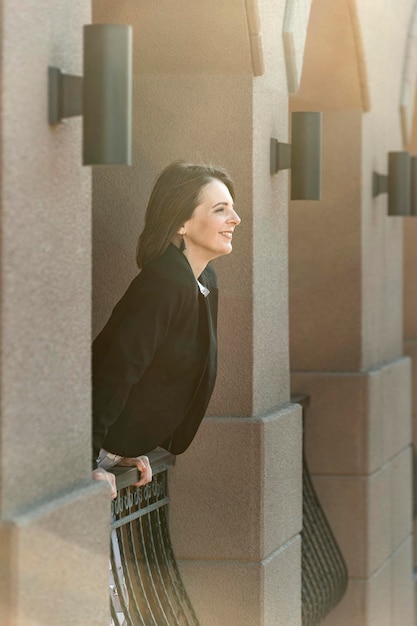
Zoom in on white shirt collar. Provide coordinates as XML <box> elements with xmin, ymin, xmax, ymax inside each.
<box><xmin>196</xmin><ymin>279</ymin><xmax>210</xmax><ymax>297</ymax></box>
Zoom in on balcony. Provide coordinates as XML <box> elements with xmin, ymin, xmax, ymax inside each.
<box><xmin>108</xmin><ymin>401</ymin><xmax>348</xmax><ymax>626</ymax></box>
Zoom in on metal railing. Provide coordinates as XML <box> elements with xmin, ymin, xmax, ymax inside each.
<box><xmin>109</xmin><ymin>450</ymin><xmax>199</xmax><ymax>626</ymax></box>
<box><xmin>293</xmin><ymin>395</ymin><xmax>349</xmax><ymax>626</ymax></box>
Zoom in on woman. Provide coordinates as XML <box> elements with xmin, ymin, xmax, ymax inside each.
<box><xmin>92</xmin><ymin>161</ymin><xmax>241</xmax><ymax>497</ymax></box>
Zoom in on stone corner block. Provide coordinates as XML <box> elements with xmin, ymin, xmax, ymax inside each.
<box><xmin>0</xmin><ymin>481</ymin><xmax>110</xmax><ymax>626</ymax></box>
<box><xmin>169</xmin><ymin>403</ymin><xmax>302</xmax><ymax>562</ymax></box>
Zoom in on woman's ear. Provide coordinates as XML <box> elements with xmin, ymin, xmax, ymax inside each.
<box><xmin>177</xmin><ymin>225</ymin><xmax>186</xmax><ymax>236</ymax></box>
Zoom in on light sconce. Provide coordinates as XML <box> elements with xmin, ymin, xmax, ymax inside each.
<box><xmin>372</xmin><ymin>151</ymin><xmax>411</xmax><ymax>216</ymax></box>
<box><xmin>48</xmin><ymin>24</ymin><xmax>132</xmax><ymax>166</ymax></box>
<box><xmin>410</xmin><ymin>156</ymin><xmax>417</xmax><ymax>216</ymax></box>
<box><xmin>270</xmin><ymin>111</ymin><xmax>322</xmax><ymax>201</ymax></box>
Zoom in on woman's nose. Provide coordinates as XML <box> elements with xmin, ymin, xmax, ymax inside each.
<box><xmin>228</xmin><ymin>209</ymin><xmax>241</xmax><ymax>225</ymax></box>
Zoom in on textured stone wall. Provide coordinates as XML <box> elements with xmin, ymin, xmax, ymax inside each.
<box><xmin>290</xmin><ymin>1</ymin><xmax>415</xmax><ymax>624</ymax></box>
<box><xmin>0</xmin><ymin>2</ymin><xmax>111</xmax><ymax>624</ymax></box>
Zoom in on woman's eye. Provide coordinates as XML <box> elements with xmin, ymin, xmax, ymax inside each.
<box><xmin>214</xmin><ymin>207</ymin><xmax>224</xmax><ymax>213</ymax></box>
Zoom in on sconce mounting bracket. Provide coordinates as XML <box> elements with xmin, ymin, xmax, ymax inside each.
<box><xmin>48</xmin><ymin>66</ymin><xmax>83</xmax><ymax>125</ymax></box>
<box><xmin>372</xmin><ymin>172</ymin><xmax>388</xmax><ymax>198</ymax></box>
<box><xmin>270</xmin><ymin>138</ymin><xmax>292</xmax><ymax>174</ymax></box>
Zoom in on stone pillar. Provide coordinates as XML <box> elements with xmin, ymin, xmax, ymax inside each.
<box><xmin>403</xmin><ymin>212</ymin><xmax>417</xmax><ymax>592</ymax></box>
<box><xmin>92</xmin><ymin>1</ymin><xmax>302</xmax><ymax>624</ymax></box>
<box><xmin>290</xmin><ymin>1</ymin><xmax>414</xmax><ymax>624</ymax></box>
<box><xmin>403</xmin><ymin>23</ymin><xmax>417</xmax><ymax>609</ymax></box>
<box><xmin>0</xmin><ymin>2</ymin><xmax>110</xmax><ymax>624</ymax></box>
<box><xmin>404</xmin><ymin>224</ymin><xmax>417</xmax><ymax>364</ymax></box>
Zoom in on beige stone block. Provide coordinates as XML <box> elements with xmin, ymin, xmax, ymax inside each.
<box><xmin>413</xmin><ymin>416</ymin><xmax>417</xmax><ymax>448</ymax></box>
<box><xmin>390</xmin><ymin>448</ymin><xmax>412</xmax><ymax>552</ymax></box>
<box><xmin>169</xmin><ymin>405</ymin><xmax>302</xmax><ymax>561</ymax></box>
<box><xmin>415</xmin><ymin>581</ymin><xmax>417</xmax><ymax>626</ymax></box>
<box><xmin>320</xmin><ymin>579</ymin><xmax>365</xmax><ymax>626</ymax></box>
<box><xmin>292</xmin><ymin>358</ymin><xmax>412</xmax><ymax>476</ymax></box>
<box><xmin>314</xmin><ymin>449</ymin><xmax>413</xmax><ymax>584</ymax></box>
<box><xmin>414</xmin><ymin>518</ymin><xmax>417</xmax><ymax>566</ymax></box>
<box><xmin>362</xmin><ymin>214</ymin><xmax>404</xmax><ymax>370</ymax></box>
<box><xmin>367</xmin><ymin>557</ymin><xmax>392</xmax><ymax>626</ymax></box>
<box><xmin>94</xmin><ymin>0</ymin><xmax>253</xmax><ymax>74</ymax></box>
<box><xmin>391</xmin><ymin>536</ymin><xmax>415</xmax><ymax>626</ymax></box>
<box><xmin>378</xmin><ymin>358</ymin><xmax>412</xmax><ymax>462</ymax></box>
<box><xmin>178</xmin><ymin>535</ymin><xmax>301</xmax><ymax>626</ymax></box>
<box><xmin>366</xmin><ymin>370</ymin><xmax>384</xmax><ymax>474</ymax></box>
<box><xmin>0</xmin><ymin>482</ymin><xmax>110</xmax><ymax>626</ymax></box>
<box><xmin>289</xmin><ymin>110</ymin><xmax>363</xmax><ymax>373</ymax></box>
<box><xmin>263</xmin><ymin>404</ymin><xmax>303</xmax><ymax>556</ymax></box>
<box><xmin>321</xmin><ymin>542</ymin><xmax>414</xmax><ymax>626</ymax></box>
<box><xmin>404</xmin><ymin>220</ymin><xmax>417</xmax><ymax>339</ymax></box>
<box><xmin>320</xmin><ymin>562</ymin><xmax>391</xmax><ymax>626</ymax></box>
<box><xmin>263</xmin><ymin>537</ymin><xmax>301</xmax><ymax>626</ymax></box>
<box><xmin>313</xmin><ymin>472</ymin><xmax>391</xmax><ymax>579</ymax></box>
<box><xmin>291</xmin><ymin>371</ymin><xmax>369</xmax><ymax>474</ymax></box>
<box><xmin>312</xmin><ymin>475</ymin><xmax>367</xmax><ymax>578</ymax></box>
<box><xmin>367</xmin><ymin>465</ymin><xmax>392</xmax><ymax>576</ymax></box>
<box><xmin>404</xmin><ymin>340</ymin><xmax>417</xmax><ymax>418</ymax></box>
<box><xmin>367</xmin><ymin>358</ymin><xmax>411</xmax><ymax>471</ymax></box>
<box><xmin>0</xmin><ymin>0</ymin><xmax>93</xmax><ymax>516</ymax></box>
<box><xmin>320</xmin><ymin>561</ymin><xmax>390</xmax><ymax>626</ymax></box>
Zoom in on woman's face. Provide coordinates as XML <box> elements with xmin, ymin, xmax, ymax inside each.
<box><xmin>181</xmin><ymin>179</ymin><xmax>241</xmax><ymax>266</ymax></box>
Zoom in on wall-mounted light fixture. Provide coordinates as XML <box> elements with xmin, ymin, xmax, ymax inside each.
<box><xmin>48</xmin><ymin>24</ymin><xmax>132</xmax><ymax>166</ymax></box>
<box><xmin>410</xmin><ymin>156</ymin><xmax>417</xmax><ymax>216</ymax></box>
<box><xmin>372</xmin><ymin>151</ymin><xmax>411</xmax><ymax>216</ymax></box>
<box><xmin>270</xmin><ymin>111</ymin><xmax>322</xmax><ymax>201</ymax></box>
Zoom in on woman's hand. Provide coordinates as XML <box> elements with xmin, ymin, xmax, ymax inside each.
<box><xmin>92</xmin><ymin>467</ymin><xmax>117</xmax><ymax>500</ymax></box>
<box><xmin>117</xmin><ymin>455</ymin><xmax>152</xmax><ymax>487</ymax></box>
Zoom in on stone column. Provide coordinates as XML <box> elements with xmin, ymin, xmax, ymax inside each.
<box><xmin>92</xmin><ymin>1</ymin><xmax>302</xmax><ymax>624</ymax></box>
<box><xmin>290</xmin><ymin>1</ymin><xmax>414</xmax><ymax>624</ymax></box>
<box><xmin>404</xmin><ymin>89</ymin><xmax>417</xmax><ymax>584</ymax></box>
<box><xmin>403</xmin><ymin>218</ymin><xmax>417</xmax><ymax>577</ymax></box>
<box><xmin>0</xmin><ymin>2</ymin><xmax>111</xmax><ymax>625</ymax></box>
<box><xmin>401</xmin><ymin>9</ymin><xmax>417</xmax><ymax>607</ymax></box>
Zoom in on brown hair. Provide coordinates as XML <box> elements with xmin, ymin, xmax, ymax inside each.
<box><xmin>136</xmin><ymin>161</ymin><xmax>235</xmax><ymax>268</ymax></box>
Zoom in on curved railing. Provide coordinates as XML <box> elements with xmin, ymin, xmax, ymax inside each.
<box><xmin>108</xmin><ymin>398</ymin><xmax>349</xmax><ymax>626</ymax></box>
<box><xmin>109</xmin><ymin>450</ymin><xmax>199</xmax><ymax>626</ymax></box>
<box><xmin>293</xmin><ymin>395</ymin><xmax>349</xmax><ymax>626</ymax></box>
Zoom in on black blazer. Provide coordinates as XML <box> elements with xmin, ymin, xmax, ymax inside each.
<box><xmin>92</xmin><ymin>244</ymin><xmax>218</xmax><ymax>463</ymax></box>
